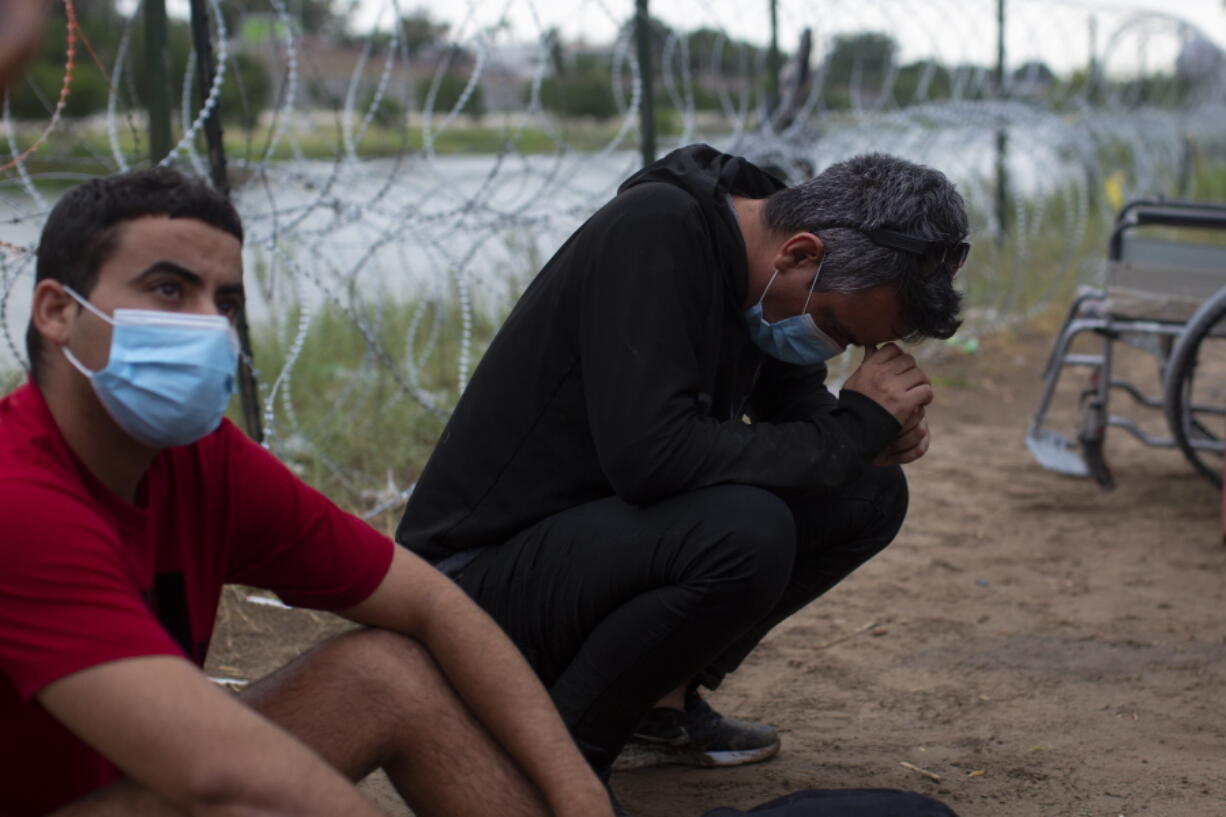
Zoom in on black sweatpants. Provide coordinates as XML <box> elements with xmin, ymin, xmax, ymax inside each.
<box><xmin>449</xmin><ymin>466</ymin><xmax>908</xmax><ymax>768</ymax></box>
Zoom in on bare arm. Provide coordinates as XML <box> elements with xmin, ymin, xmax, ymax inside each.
<box><xmin>39</xmin><ymin>656</ymin><xmax>385</xmax><ymax>817</ymax></box>
<box><xmin>342</xmin><ymin>546</ymin><xmax>615</xmax><ymax>817</ymax></box>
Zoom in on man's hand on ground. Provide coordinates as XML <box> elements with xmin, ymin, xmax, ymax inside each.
<box><xmin>842</xmin><ymin>343</ymin><xmax>933</xmax><ymax>423</ymax></box>
<box><xmin>872</xmin><ymin>405</ymin><xmax>930</xmax><ymax>466</ymax></box>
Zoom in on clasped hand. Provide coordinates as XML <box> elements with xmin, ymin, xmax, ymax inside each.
<box><xmin>842</xmin><ymin>343</ymin><xmax>933</xmax><ymax>466</ymax></box>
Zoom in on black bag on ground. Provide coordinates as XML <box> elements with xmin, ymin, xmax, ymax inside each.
<box><xmin>701</xmin><ymin>788</ymin><xmax>960</xmax><ymax>817</ymax></box>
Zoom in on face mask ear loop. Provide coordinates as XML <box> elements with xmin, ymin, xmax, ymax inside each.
<box><xmin>63</xmin><ymin>286</ymin><xmax>115</xmax><ymax>326</ymax></box>
<box><xmin>757</xmin><ymin>269</ymin><xmax>781</xmax><ymax>307</ymax></box>
<box><xmin>801</xmin><ymin>258</ymin><xmax>825</xmax><ymax>313</ymax></box>
<box><xmin>62</xmin><ymin>345</ymin><xmax>97</xmax><ymax>378</ymax></box>
<box><xmin>60</xmin><ymin>286</ymin><xmax>115</xmax><ymax>377</ymax></box>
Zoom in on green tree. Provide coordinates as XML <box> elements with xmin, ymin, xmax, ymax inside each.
<box><xmin>400</xmin><ymin>9</ymin><xmax>450</xmax><ymax>56</ymax></box>
<box><xmin>218</xmin><ymin>52</ymin><xmax>273</xmax><ymax>129</ymax></box>
<box><xmin>287</xmin><ymin>0</ymin><xmax>338</xmax><ymax>36</ymax></box>
<box><xmin>824</xmin><ymin>31</ymin><xmax>896</xmax><ymax>87</ymax></box>
<box><xmin>616</xmin><ymin>13</ymin><xmax>672</xmax><ymax>65</ymax></box>
<box><xmin>427</xmin><ymin>68</ymin><xmax>486</xmax><ymax>119</ymax></box>
<box><xmin>821</xmin><ymin>31</ymin><xmax>897</xmax><ymax>109</ymax></box>
<box><xmin>684</xmin><ymin>27</ymin><xmax>763</xmax><ymax>77</ymax></box>
<box><xmin>538</xmin><ymin>71</ymin><xmax>617</xmax><ymax>119</ymax></box>
<box><xmin>892</xmin><ymin>59</ymin><xmax>953</xmax><ymax>105</ymax></box>
<box><xmin>4</xmin><ymin>3</ymin><xmax>124</xmax><ymax>118</ymax></box>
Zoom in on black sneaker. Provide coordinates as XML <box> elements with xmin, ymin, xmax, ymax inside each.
<box><xmin>619</xmin><ymin>690</ymin><xmax>780</xmax><ymax>768</ymax></box>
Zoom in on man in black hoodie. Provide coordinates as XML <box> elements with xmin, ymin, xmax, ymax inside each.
<box><xmin>396</xmin><ymin>145</ymin><xmax>968</xmax><ymax>776</ymax></box>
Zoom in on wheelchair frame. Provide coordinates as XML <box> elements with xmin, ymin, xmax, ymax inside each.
<box><xmin>1026</xmin><ymin>198</ymin><xmax>1226</xmax><ymax>490</ymax></box>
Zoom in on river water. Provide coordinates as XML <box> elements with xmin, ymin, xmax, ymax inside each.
<box><xmin>1</xmin><ymin>106</ymin><xmax>1217</xmax><ymax>370</ymax></box>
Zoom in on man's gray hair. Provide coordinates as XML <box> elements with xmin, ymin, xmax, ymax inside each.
<box><xmin>762</xmin><ymin>153</ymin><xmax>968</xmax><ymax>340</ymax></box>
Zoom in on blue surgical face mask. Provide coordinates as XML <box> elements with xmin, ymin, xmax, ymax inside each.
<box><xmin>744</xmin><ymin>265</ymin><xmax>847</xmax><ymax>365</ymax></box>
<box><xmin>61</xmin><ymin>287</ymin><xmax>240</xmax><ymax>448</ymax></box>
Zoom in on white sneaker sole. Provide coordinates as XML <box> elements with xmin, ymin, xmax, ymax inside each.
<box><xmin>614</xmin><ymin>738</ymin><xmax>781</xmax><ymax>770</ymax></box>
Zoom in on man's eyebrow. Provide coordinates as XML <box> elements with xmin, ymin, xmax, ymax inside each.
<box><xmin>134</xmin><ymin>262</ymin><xmax>244</xmax><ymax>298</ymax></box>
<box><xmin>134</xmin><ymin>260</ymin><xmax>203</xmax><ymax>285</ymax></box>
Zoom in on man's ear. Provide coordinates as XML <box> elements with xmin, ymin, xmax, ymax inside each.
<box><xmin>773</xmin><ymin>232</ymin><xmax>825</xmax><ymax>274</ymax></box>
<box><xmin>31</xmin><ymin>280</ymin><xmax>77</xmax><ymax>350</ymax></box>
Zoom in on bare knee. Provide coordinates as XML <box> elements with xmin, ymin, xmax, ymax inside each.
<box><xmin>323</xmin><ymin>628</ymin><xmax>432</xmax><ymax>672</ymax></box>
<box><xmin>314</xmin><ymin>628</ymin><xmax>447</xmax><ymax>709</ymax></box>
<box><xmin>245</xmin><ymin>627</ymin><xmax>453</xmax><ymax>738</ymax></box>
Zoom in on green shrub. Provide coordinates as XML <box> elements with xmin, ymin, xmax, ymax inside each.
<box><xmin>5</xmin><ymin>58</ymin><xmax>110</xmax><ymax>120</ymax></box>
<box><xmin>426</xmin><ymin>73</ymin><xmax>486</xmax><ymax>119</ymax></box>
<box><xmin>538</xmin><ymin>73</ymin><xmax>618</xmax><ymax>120</ymax></box>
<box><xmin>219</xmin><ymin>53</ymin><xmax>273</xmax><ymax>129</ymax></box>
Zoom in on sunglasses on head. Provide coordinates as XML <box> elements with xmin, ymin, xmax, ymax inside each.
<box><xmin>864</xmin><ymin>228</ymin><xmax>970</xmax><ymax>278</ymax></box>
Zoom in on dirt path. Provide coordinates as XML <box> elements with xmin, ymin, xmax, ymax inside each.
<box><xmin>209</xmin><ymin>325</ymin><xmax>1226</xmax><ymax>817</ymax></box>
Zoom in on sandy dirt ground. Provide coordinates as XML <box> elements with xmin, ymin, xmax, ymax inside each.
<box><xmin>208</xmin><ymin>324</ymin><xmax>1226</xmax><ymax>817</ymax></box>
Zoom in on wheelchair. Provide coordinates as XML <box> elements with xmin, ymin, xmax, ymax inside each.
<box><xmin>1026</xmin><ymin>198</ymin><xmax>1226</xmax><ymax>490</ymax></box>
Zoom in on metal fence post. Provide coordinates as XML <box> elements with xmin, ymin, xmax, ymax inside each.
<box><xmin>767</xmin><ymin>0</ymin><xmax>780</xmax><ymax>120</ymax></box>
<box><xmin>145</xmin><ymin>0</ymin><xmax>172</xmax><ymax>162</ymax></box>
<box><xmin>188</xmin><ymin>0</ymin><xmax>264</xmax><ymax>442</ymax></box>
<box><xmin>189</xmin><ymin>0</ymin><xmax>229</xmax><ymax>196</ymax></box>
<box><xmin>994</xmin><ymin>0</ymin><xmax>1010</xmax><ymax>243</ymax></box>
<box><xmin>634</xmin><ymin>0</ymin><xmax>656</xmax><ymax>166</ymax></box>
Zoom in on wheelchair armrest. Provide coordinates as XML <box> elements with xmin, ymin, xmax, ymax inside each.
<box><xmin>1134</xmin><ymin>209</ymin><xmax>1226</xmax><ymax>230</ymax></box>
<box><xmin>1109</xmin><ymin>203</ymin><xmax>1226</xmax><ymax>260</ymax></box>
<box><xmin>1116</xmin><ymin>198</ymin><xmax>1226</xmax><ymax>224</ymax></box>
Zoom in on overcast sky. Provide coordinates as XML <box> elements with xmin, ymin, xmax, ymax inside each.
<box><xmin>158</xmin><ymin>0</ymin><xmax>1226</xmax><ymax>76</ymax></box>
<box><xmin>353</xmin><ymin>0</ymin><xmax>1226</xmax><ymax>74</ymax></box>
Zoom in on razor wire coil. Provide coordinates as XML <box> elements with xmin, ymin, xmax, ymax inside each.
<box><xmin>2</xmin><ymin>0</ymin><xmax>1225</xmax><ymax>513</ymax></box>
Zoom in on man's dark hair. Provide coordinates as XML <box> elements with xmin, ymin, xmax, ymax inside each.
<box><xmin>26</xmin><ymin>167</ymin><xmax>243</xmax><ymax>381</ymax></box>
<box><xmin>761</xmin><ymin>153</ymin><xmax>967</xmax><ymax>340</ymax></box>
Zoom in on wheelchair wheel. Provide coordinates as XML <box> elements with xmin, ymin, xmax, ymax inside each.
<box><xmin>1163</xmin><ymin>286</ymin><xmax>1226</xmax><ymax>488</ymax></box>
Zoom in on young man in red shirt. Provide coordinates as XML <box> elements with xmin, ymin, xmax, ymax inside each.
<box><xmin>0</xmin><ymin>168</ymin><xmax>615</xmax><ymax>817</ymax></box>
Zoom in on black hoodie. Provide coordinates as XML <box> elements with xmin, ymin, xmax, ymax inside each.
<box><xmin>395</xmin><ymin>145</ymin><xmax>900</xmax><ymax>562</ymax></box>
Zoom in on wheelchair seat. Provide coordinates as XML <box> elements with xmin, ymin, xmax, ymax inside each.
<box><xmin>1026</xmin><ymin>199</ymin><xmax>1226</xmax><ymax>488</ymax></box>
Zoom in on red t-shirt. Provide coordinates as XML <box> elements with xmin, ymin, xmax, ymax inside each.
<box><xmin>0</xmin><ymin>383</ymin><xmax>394</xmax><ymax>817</ymax></box>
